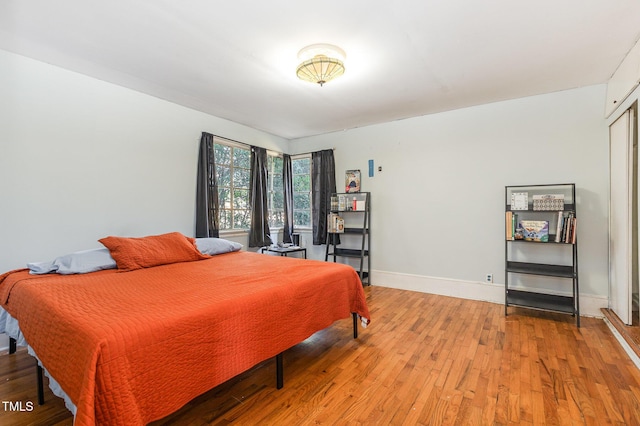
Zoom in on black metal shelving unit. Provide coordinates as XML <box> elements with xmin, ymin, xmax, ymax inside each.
<box><xmin>505</xmin><ymin>184</ymin><xmax>580</xmax><ymax>326</ymax></box>
<box><xmin>325</xmin><ymin>192</ymin><xmax>370</xmax><ymax>285</ymax></box>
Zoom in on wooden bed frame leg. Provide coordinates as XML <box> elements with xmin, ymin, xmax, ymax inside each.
<box><xmin>9</xmin><ymin>337</ymin><xmax>17</xmax><ymax>354</ymax></box>
<box><xmin>276</xmin><ymin>353</ymin><xmax>283</xmax><ymax>389</ymax></box>
<box><xmin>37</xmin><ymin>365</ymin><xmax>45</xmax><ymax>405</ymax></box>
<box><xmin>353</xmin><ymin>313</ymin><xmax>358</xmax><ymax>339</ymax></box>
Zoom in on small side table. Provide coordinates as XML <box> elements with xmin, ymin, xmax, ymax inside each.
<box><xmin>264</xmin><ymin>246</ymin><xmax>307</xmax><ymax>259</ymax></box>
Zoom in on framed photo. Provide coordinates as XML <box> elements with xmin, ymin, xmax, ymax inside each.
<box><xmin>345</xmin><ymin>170</ymin><xmax>361</xmax><ymax>193</ymax></box>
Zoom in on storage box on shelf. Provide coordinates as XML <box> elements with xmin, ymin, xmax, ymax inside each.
<box><xmin>505</xmin><ymin>184</ymin><xmax>579</xmax><ymax>326</ymax></box>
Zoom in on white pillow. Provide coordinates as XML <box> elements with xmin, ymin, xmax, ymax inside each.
<box><xmin>27</xmin><ymin>248</ymin><xmax>117</xmax><ymax>275</ymax></box>
<box><xmin>195</xmin><ymin>238</ymin><xmax>242</xmax><ymax>255</ymax></box>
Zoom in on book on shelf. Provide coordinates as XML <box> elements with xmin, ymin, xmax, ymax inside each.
<box><xmin>563</xmin><ymin>212</ymin><xmax>574</xmax><ymax>243</ymax></box>
<box><xmin>327</xmin><ymin>213</ymin><xmax>344</xmax><ymax>233</ymax></box>
<box><xmin>519</xmin><ymin>220</ymin><xmax>549</xmax><ymax>242</ymax></box>
<box><xmin>563</xmin><ymin>213</ymin><xmax>570</xmax><ymax>242</ymax></box>
<box><xmin>506</xmin><ymin>211</ymin><xmax>522</xmax><ymax>240</ymax></box>
<box><xmin>566</xmin><ymin>213</ymin><xmax>576</xmax><ymax>244</ymax></box>
<box><xmin>554</xmin><ymin>211</ymin><xmax>563</xmax><ymax>242</ymax></box>
<box><xmin>555</xmin><ymin>211</ymin><xmax>577</xmax><ymax>243</ymax></box>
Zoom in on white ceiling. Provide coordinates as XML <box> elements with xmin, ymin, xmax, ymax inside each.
<box><xmin>1</xmin><ymin>1</ymin><xmax>639</xmax><ymax>140</ymax></box>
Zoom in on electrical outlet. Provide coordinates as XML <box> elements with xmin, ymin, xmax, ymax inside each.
<box><xmin>485</xmin><ymin>273</ymin><xmax>493</xmax><ymax>283</ymax></box>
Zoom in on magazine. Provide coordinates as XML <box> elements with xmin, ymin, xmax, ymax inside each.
<box><xmin>519</xmin><ymin>220</ymin><xmax>549</xmax><ymax>242</ymax></box>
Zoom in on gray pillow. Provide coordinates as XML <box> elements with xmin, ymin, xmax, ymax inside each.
<box><xmin>28</xmin><ymin>248</ymin><xmax>117</xmax><ymax>275</ymax></box>
<box><xmin>195</xmin><ymin>238</ymin><xmax>242</xmax><ymax>255</ymax></box>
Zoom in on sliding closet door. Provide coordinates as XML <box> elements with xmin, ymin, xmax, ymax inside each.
<box><xmin>609</xmin><ymin>107</ymin><xmax>635</xmax><ymax>325</ymax></box>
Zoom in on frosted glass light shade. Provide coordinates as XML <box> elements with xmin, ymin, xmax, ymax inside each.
<box><xmin>296</xmin><ymin>44</ymin><xmax>346</xmax><ymax>86</ymax></box>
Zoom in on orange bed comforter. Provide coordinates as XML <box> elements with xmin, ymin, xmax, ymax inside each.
<box><xmin>0</xmin><ymin>251</ymin><xmax>370</xmax><ymax>425</ymax></box>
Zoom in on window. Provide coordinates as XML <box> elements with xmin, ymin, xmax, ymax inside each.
<box><xmin>212</xmin><ymin>139</ymin><xmax>311</xmax><ymax>231</ymax></box>
<box><xmin>214</xmin><ymin>141</ymin><xmax>251</xmax><ymax>230</ymax></box>
<box><xmin>267</xmin><ymin>154</ymin><xmax>284</xmax><ymax>228</ymax></box>
<box><xmin>292</xmin><ymin>156</ymin><xmax>312</xmax><ymax>227</ymax></box>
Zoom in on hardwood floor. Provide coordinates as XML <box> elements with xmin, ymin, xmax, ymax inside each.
<box><xmin>3</xmin><ymin>286</ymin><xmax>640</xmax><ymax>425</ymax></box>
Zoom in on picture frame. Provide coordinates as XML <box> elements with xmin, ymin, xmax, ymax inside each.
<box><xmin>345</xmin><ymin>170</ymin><xmax>361</xmax><ymax>193</ymax></box>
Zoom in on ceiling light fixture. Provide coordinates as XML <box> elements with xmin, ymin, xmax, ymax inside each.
<box><xmin>296</xmin><ymin>44</ymin><xmax>346</xmax><ymax>86</ymax></box>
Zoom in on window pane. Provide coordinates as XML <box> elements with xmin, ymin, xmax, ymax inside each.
<box><xmin>217</xmin><ymin>165</ymin><xmax>231</xmax><ymax>187</ymax></box>
<box><xmin>294</xmin><ymin>193</ymin><xmax>310</xmax><ymax>210</ymax></box>
<box><xmin>219</xmin><ymin>188</ymin><xmax>231</xmax><ymax>209</ymax></box>
<box><xmin>219</xmin><ymin>209</ymin><xmax>232</xmax><ymax>230</ymax></box>
<box><xmin>215</xmin><ymin>144</ymin><xmax>231</xmax><ymax>165</ymax></box>
<box><xmin>273</xmin><ymin>191</ymin><xmax>284</xmax><ymax>209</ymax></box>
<box><xmin>293</xmin><ymin>174</ymin><xmax>310</xmax><ymax>192</ymax></box>
<box><xmin>270</xmin><ymin>210</ymin><xmax>284</xmax><ymax>227</ymax></box>
<box><xmin>272</xmin><ymin>176</ymin><xmax>284</xmax><ymax>192</ymax></box>
<box><xmin>234</xmin><ymin>148</ymin><xmax>251</xmax><ymax>169</ymax></box>
<box><xmin>292</xmin><ymin>158</ymin><xmax>310</xmax><ymax>174</ymax></box>
<box><xmin>294</xmin><ymin>211</ymin><xmax>310</xmax><ymax>227</ymax></box>
<box><xmin>233</xmin><ymin>168</ymin><xmax>250</xmax><ymax>189</ymax></box>
<box><xmin>233</xmin><ymin>209</ymin><xmax>250</xmax><ymax>229</ymax></box>
<box><xmin>233</xmin><ymin>189</ymin><xmax>249</xmax><ymax>209</ymax></box>
<box><xmin>272</xmin><ymin>157</ymin><xmax>283</xmax><ymax>174</ymax></box>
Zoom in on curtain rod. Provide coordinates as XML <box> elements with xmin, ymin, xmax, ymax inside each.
<box><xmin>210</xmin><ymin>133</ymin><xmax>335</xmax><ymax>157</ymax></box>
<box><xmin>212</xmin><ymin>135</ymin><xmax>277</xmax><ymax>155</ymax></box>
<box><xmin>290</xmin><ymin>147</ymin><xmax>336</xmax><ymax>156</ymax></box>
<box><xmin>212</xmin><ymin>134</ymin><xmax>249</xmax><ymax>149</ymax></box>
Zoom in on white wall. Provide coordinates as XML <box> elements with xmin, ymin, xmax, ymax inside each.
<box><xmin>291</xmin><ymin>85</ymin><xmax>610</xmax><ymax>315</ymax></box>
<box><xmin>0</xmin><ymin>46</ymin><xmax>610</xmax><ymax>329</ymax></box>
<box><xmin>0</xmin><ymin>49</ymin><xmax>288</xmax><ymax>272</ymax></box>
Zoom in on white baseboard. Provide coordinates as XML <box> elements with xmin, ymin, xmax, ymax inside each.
<box><xmin>372</xmin><ymin>269</ymin><xmax>607</xmax><ymax>318</ymax></box>
<box><xmin>603</xmin><ymin>316</ymin><xmax>640</xmax><ymax>370</ymax></box>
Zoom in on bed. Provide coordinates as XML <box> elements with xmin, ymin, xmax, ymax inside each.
<box><xmin>0</xmin><ymin>233</ymin><xmax>370</xmax><ymax>425</ymax></box>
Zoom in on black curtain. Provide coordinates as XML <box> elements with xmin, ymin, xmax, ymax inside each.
<box><xmin>312</xmin><ymin>149</ymin><xmax>338</xmax><ymax>245</ymax></box>
<box><xmin>282</xmin><ymin>154</ymin><xmax>294</xmax><ymax>243</ymax></box>
<box><xmin>248</xmin><ymin>146</ymin><xmax>272</xmax><ymax>247</ymax></box>
<box><xmin>195</xmin><ymin>132</ymin><xmax>220</xmax><ymax>238</ymax></box>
